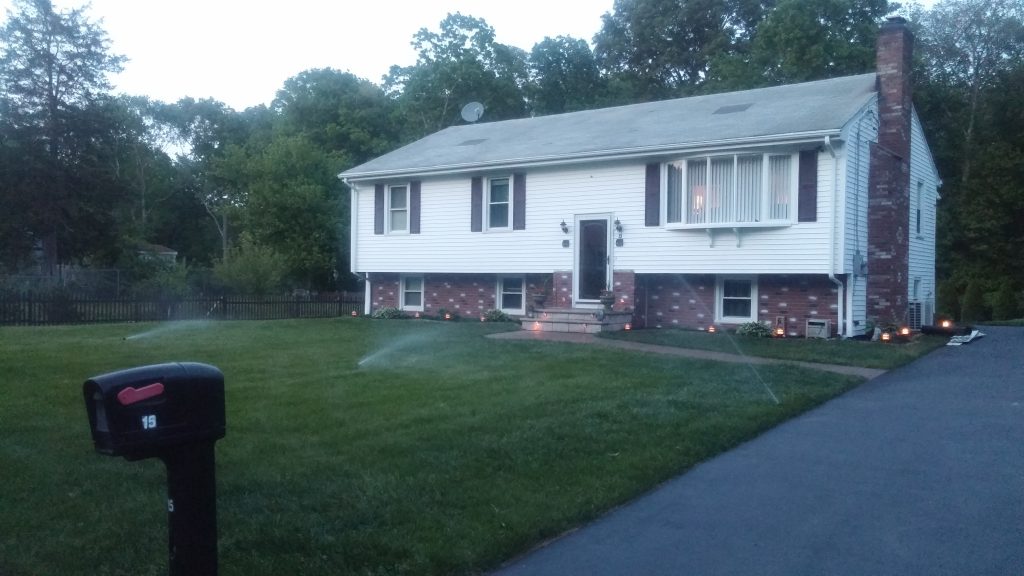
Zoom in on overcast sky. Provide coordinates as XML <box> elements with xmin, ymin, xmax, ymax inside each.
<box><xmin>0</xmin><ymin>0</ymin><xmax>613</xmax><ymax>111</ymax></box>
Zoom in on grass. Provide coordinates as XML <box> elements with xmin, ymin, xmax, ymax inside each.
<box><xmin>1</xmin><ymin>318</ymin><xmax>862</xmax><ymax>576</ymax></box>
<box><xmin>600</xmin><ymin>327</ymin><xmax>947</xmax><ymax>369</ymax></box>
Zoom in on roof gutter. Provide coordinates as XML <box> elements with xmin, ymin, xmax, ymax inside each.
<box><xmin>824</xmin><ymin>135</ymin><xmax>845</xmax><ymax>337</ymax></box>
<box><xmin>340</xmin><ymin>129</ymin><xmax>844</xmax><ymax>183</ymax></box>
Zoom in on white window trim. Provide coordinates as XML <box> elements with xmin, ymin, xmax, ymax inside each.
<box><xmin>400</xmin><ymin>274</ymin><xmax>424</xmax><ymax>312</ymax></box>
<box><xmin>716</xmin><ymin>275</ymin><xmax>758</xmax><ymax>324</ymax></box>
<box><xmin>387</xmin><ymin>183</ymin><xmax>410</xmax><ymax>235</ymax></box>
<box><xmin>661</xmin><ymin>152</ymin><xmax>798</xmax><ymax>229</ymax></box>
<box><xmin>485</xmin><ymin>175</ymin><xmax>513</xmax><ymax>231</ymax></box>
<box><xmin>496</xmin><ymin>276</ymin><xmax>525</xmax><ymax>315</ymax></box>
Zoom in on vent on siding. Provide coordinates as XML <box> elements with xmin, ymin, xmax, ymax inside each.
<box><xmin>713</xmin><ymin>103</ymin><xmax>752</xmax><ymax>115</ymax></box>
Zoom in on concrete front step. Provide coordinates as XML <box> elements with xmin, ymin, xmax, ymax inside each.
<box><xmin>522</xmin><ymin>307</ymin><xmax>633</xmax><ymax>333</ymax></box>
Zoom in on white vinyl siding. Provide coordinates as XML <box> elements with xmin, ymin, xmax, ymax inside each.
<box><xmin>841</xmin><ymin>107</ymin><xmax>878</xmax><ymax>334</ymax></box>
<box><xmin>908</xmin><ymin>111</ymin><xmax>939</xmax><ymax>324</ymax></box>
<box><xmin>355</xmin><ymin>158</ymin><xmax>835</xmax><ymax>275</ymax></box>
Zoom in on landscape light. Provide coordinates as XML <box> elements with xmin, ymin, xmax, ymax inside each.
<box><xmin>941</xmin><ymin>319</ymin><xmax>952</xmax><ymax>328</ymax></box>
<box><xmin>774</xmin><ymin>327</ymin><xmax>785</xmax><ymax>337</ymax></box>
<box><xmin>351</xmin><ymin>310</ymin><xmax>357</xmax><ymax>317</ymax></box>
<box><xmin>624</xmin><ymin>323</ymin><xmax>632</xmax><ymax>331</ymax></box>
<box><xmin>708</xmin><ymin>325</ymin><xmax>716</xmax><ymax>333</ymax></box>
<box><xmin>444</xmin><ymin>312</ymin><xmax>452</xmax><ymax>320</ymax></box>
<box><xmin>881</xmin><ymin>332</ymin><xmax>892</xmax><ymax>342</ymax></box>
<box><xmin>899</xmin><ymin>326</ymin><xmax>910</xmax><ymax>336</ymax></box>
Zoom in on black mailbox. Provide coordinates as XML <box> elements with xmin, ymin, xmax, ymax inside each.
<box><xmin>84</xmin><ymin>362</ymin><xmax>224</xmax><ymax>459</ymax></box>
<box><xmin>84</xmin><ymin>362</ymin><xmax>226</xmax><ymax>576</ymax></box>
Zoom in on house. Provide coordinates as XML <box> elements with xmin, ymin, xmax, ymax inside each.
<box><xmin>339</xmin><ymin>17</ymin><xmax>939</xmax><ymax>337</ymax></box>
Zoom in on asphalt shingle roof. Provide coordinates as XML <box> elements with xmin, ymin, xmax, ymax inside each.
<box><xmin>341</xmin><ymin>73</ymin><xmax>877</xmax><ymax>180</ymax></box>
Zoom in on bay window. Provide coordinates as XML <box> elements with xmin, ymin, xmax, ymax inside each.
<box><xmin>665</xmin><ymin>153</ymin><xmax>796</xmax><ymax>226</ymax></box>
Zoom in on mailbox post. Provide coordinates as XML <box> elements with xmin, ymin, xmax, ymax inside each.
<box><xmin>84</xmin><ymin>362</ymin><xmax>225</xmax><ymax>576</ymax></box>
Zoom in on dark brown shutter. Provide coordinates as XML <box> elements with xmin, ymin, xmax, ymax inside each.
<box><xmin>798</xmin><ymin>151</ymin><xmax>818</xmax><ymax>222</ymax></box>
<box><xmin>471</xmin><ymin>177</ymin><xmax>483</xmax><ymax>232</ymax></box>
<box><xmin>409</xmin><ymin>180</ymin><xmax>421</xmax><ymax>234</ymax></box>
<box><xmin>645</xmin><ymin>163</ymin><xmax>660</xmax><ymax>226</ymax></box>
<box><xmin>374</xmin><ymin>184</ymin><xmax>385</xmax><ymax>235</ymax></box>
<box><xmin>512</xmin><ymin>172</ymin><xmax>526</xmax><ymax>230</ymax></box>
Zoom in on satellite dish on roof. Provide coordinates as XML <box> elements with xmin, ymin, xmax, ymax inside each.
<box><xmin>460</xmin><ymin>102</ymin><xmax>485</xmax><ymax>123</ymax></box>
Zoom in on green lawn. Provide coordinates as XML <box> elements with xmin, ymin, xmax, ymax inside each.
<box><xmin>601</xmin><ymin>327</ymin><xmax>947</xmax><ymax>369</ymax></box>
<box><xmin>1</xmin><ymin>319</ymin><xmax>861</xmax><ymax>576</ymax></box>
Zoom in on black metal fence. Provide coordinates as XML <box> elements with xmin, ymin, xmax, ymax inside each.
<box><xmin>0</xmin><ymin>292</ymin><xmax>364</xmax><ymax>326</ymax></box>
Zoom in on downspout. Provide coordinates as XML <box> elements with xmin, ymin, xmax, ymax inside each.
<box><xmin>825</xmin><ymin>136</ymin><xmax>845</xmax><ymax>337</ymax></box>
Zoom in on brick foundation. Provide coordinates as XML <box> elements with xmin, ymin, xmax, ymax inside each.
<box><xmin>369</xmin><ymin>273</ymin><xmax>555</xmax><ymax>317</ymax></box>
<box><xmin>641</xmin><ymin>274</ymin><xmax>840</xmax><ymax>336</ymax></box>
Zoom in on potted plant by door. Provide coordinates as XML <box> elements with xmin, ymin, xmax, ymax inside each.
<box><xmin>599</xmin><ymin>289</ymin><xmax>616</xmax><ymax>311</ymax></box>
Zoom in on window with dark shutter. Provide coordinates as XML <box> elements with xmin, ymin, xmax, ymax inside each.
<box><xmin>645</xmin><ymin>163</ymin><xmax>660</xmax><ymax>226</ymax></box>
<box><xmin>471</xmin><ymin>177</ymin><xmax>483</xmax><ymax>232</ymax></box>
<box><xmin>798</xmin><ymin>150</ymin><xmax>818</xmax><ymax>222</ymax></box>
<box><xmin>374</xmin><ymin>184</ymin><xmax>385</xmax><ymax>235</ymax></box>
<box><xmin>410</xmin><ymin>180</ymin><xmax>421</xmax><ymax>234</ymax></box>
<box><xmin>512</xmin><ymin>172</ymin><xmax>526</xmax><ymax>230</ymax></box>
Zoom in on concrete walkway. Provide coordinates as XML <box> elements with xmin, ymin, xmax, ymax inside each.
<box><xmin>492</xmin><ymin>326</ymin><xmax>1024</xmax><ymax>575</ymax></box>
<box><xmin>488</xmin><ymin>329</ymin><xmax>886</xmax><ymax>379</ymax></box>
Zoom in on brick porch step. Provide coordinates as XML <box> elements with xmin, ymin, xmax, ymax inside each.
<box><xmin>522</xmin><ymin>307</ymin><xmax>633</xmax><ymax>333</ymax></box>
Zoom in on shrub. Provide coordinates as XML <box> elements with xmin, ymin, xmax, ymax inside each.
<box><xmin>482</xmin><ymin>309</ymin><xmax>514</xmax><ymax>322</ymax></box>
<box><xmin>371</xmin><ymin>306</ymin><xmax>406</xmax><ymax>319</ymax></box>
<box><xmin>991</xmin><ymin>280</ymin><xmax>1020</xmax><ymax>321</ymax></box>
<box><xmin>960</xmin><ymin>280</ymin><xmax>987</xmax><ymax>323</ymax></box>
<box><xmin>936</xmin><ymin>279</ymin><xmax>961</xmax><ymax>321</ymax></box>
<box><xmin>735</xmin><ymin>321</ymin><xmax>772</xmax><ymax>337</ymax></box>
<box><xmin>213</xmin><ymin>235</ymin><xmax>287</xmax><ymax>296</ymax></box>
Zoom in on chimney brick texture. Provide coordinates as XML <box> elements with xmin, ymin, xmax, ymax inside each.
<box><xmin>867</xmin><ymin>17</ymin><xmax>914</xmax><ymax>324</ymax></box>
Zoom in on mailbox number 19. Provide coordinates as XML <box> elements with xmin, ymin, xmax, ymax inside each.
<box><xmin>141</xmin><ymin>415</ymin><xmax>157</xmax><ymax>429</ymax></box>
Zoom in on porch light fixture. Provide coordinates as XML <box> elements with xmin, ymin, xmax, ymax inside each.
<box><xmin>614</xmin><ymin>218</ymin><xmax>624</xmax><ymax>247</ymax></box>
<box><xmin>560</xmin><ymin>220</ymin><xmax>569</xmax><ymax>234</ymax></box>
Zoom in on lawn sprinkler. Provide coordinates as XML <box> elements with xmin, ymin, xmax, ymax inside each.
<box><xmin>84</xmin><ymin>362</ymin><xmax>226</xmax><ymax>576</ymax></box>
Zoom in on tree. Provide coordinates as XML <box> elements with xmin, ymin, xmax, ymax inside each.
<box><xmin>271</xmin><ymin>68</ymin><xmax>399</xmax><ymax>167</ymax></box>
<box><xmin>385</xmin><ymin>13</ymin><xmax>530</xmax><ymax>139</ymax></box>
<box><xmin>593</xmin><ymin>0</ymin><xmax>770</xmax><ymax>100</ymax></box>
<box><xmin>917</xmin><ymin>0</ymin><xmax>1024</xmax><ymax>186</ymax></box>
<box><xmin>528</xmin><ymin>36</ymin><xmax>605</xmax><ymax>115</ymax></box>
<box><xmin>0</xmin><ymin>0</ymin><xmax>126</xmax><ymax>268</ymax></box>
<box><xmin>711</xmin><ymin>0</ymin><xmax>888</xmax><ymax>90</ymax></box>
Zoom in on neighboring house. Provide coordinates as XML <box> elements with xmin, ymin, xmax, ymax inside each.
<box><xmin>340</xmin><ymin>17</ymin><xmax>939</xmax><ymax>337</ymax></box>
<box><xmin>136</xmin><ymin>242</ymin><xmax>178</xmax><ymax>264</ymax></box>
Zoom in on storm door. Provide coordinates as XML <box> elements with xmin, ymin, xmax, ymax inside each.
<box><xmin>575</xmin><ymin>217</ymin><xmax>610</xmax><ymax>302</ymax></box>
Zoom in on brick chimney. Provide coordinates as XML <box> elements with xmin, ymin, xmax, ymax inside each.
<box><xmin>866</xmin><ymin>17</ymin><xmax>914</xmax><ymax>324</ymax></box>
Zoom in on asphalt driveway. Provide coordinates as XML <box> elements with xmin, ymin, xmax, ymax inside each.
<box><xmin>493</xmin><ymin>326</ymin><xmax>1024</xmax><ymax>576</ymax></box>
